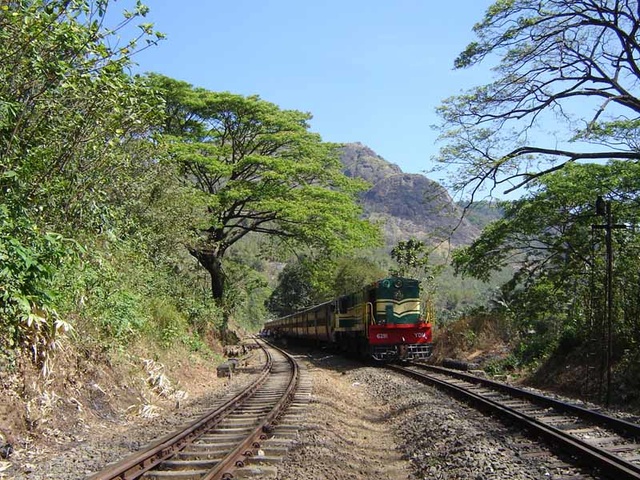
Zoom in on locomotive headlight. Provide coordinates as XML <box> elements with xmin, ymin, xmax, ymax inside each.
<box><xmin>394</xmin><ymin>279</ymin><xmax>403</xmax><ymax>288</ymax></box>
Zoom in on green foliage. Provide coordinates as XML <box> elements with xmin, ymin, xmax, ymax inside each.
<box><xmin>453</xmin><ymin>161</ymin><xmax>640</xmax><ymax>367</ymax></box>
<box><xmin>332</xmin><ymin>257</ymin><xmax>386</xmax><ymax>296</ymax></box>
<box><xmin>0</xmin><ymin>0</ymin><xmax>166</xmax><ymax>364</ymax></box>
<box><xmin>457</xmin><ymin>200</ymin><xmax>504</xmax><ymax>228</ymax></box>
<box><xmin>98</xmin><ymin>289</ymin><xmax>146</xmax><ymax>342</ymax></box>
<box><xmin>616</xmin><ymin>348</ymin><xmax>640</xmax><ymax>403</ymax></box>
<box><xmin>0</xmin><ymin>1</ymin><xmax>164</xmax><ymax>225</ymax></box>
<box><xmin>53</xmin><ymin>226</ymin><xmax>225</xmax><ymax>353</ymax></box>
<box><xmin>0</xmin><ymin>205</ymin><xmax>74</xmax><ymax>365</ymax></box>
<box><xmin>148</xmin><ymin>299</ymin><xmax>188</xmax><ymax>347</ymax></box>
<box><xmin>150</xmin><ymin>74</ymin><xmax>381</xmax><ymax>311</ymax></box>
<box><xmin>223</xmin><ymin>247</ymin><xmax>270</xmax><ymax>331</ymax></box>
<box><xmin>484</xmin><ymin>354</ymin><xmax>519</xmax><ymax>376</ymax></box>
<box><xmin>179</xmin><ymin>295</ymin><xmax>224</xmax><ymax>338</ymax></box>
<box><xmin>265</xmin><ymin>258</ymin><xmax>320</xmax><ymax>317</ymax></box>
<box><xmin>266</xmin><ymin>252</ymin><xmax>390</xmax><ymax>318</ymax></box>
<box><xmin>452</xmin><ymin>220</ymin><xmax>511</xmax><ymax>282</ymax></box>
<box><xmin>434</xmin><ymin>264</ymin><xmax>512</xmax><ymax>323</ymax></box>
<box><xmin>390</xmin><ymin>239</ymin><xmax>431</xmax><ymax>277</ymax></box>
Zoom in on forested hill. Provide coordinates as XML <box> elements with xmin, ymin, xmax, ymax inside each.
<box><xmin>339</xmin><ymin>142</ymin><xmax>480</xmax><ymax>246</ymax></box>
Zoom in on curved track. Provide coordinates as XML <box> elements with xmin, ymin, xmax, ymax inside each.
<box><xmin>88</xmin><ymin>339</ymin><xmax>302</xmax><ymax>480</ymax></box>
<box><xmin>390</xmin><ymin>362</ymin><xmax>640</xmax><ymax>479</ymax></box>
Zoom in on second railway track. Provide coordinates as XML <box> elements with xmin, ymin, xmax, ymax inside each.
<box><xmin>88</xmin><ymin>339</ymin><xmax>310</xmax><ymax>480</ymax></box>
<box><xmin>390</xmin><ymin>362</ymin><xmax>640</xmax><ymax>479</ymax></box>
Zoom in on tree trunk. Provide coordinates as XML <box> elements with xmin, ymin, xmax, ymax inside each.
<box><xmin>189</xmin><ymin>248</ymin><xmax>231</xmax><ymax>337</ymax></box>
<box><xmin>189</xmin><ymin>248</ymin><xmax>225</xmax><ymax>301</ymax></box>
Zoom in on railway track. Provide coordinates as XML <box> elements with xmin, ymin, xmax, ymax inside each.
<box><xmin>88</xmin><ymin>339</ymin><xmax>310</xmax><ymax>480</ymax></box>
<box><xmin>390</xmin><ymin>362</ymin><xmax>640</xmax><ymax>479</ymax></box>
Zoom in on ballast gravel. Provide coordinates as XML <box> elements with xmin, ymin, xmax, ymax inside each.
<box><xmin>5</xmin><ymin>347</ymin><xmax>607</xmax><ymax>479</ymax></box>
<box><xmin>270</xmin><ymin>350</ymin><xmax>602</xmax><ymax>479</ymax></box>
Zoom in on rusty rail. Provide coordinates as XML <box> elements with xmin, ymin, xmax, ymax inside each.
<box><xmin>204</xmin><ymin>340</ymin><xmax>300</xmax><ymax>479</ymax></box>
<box><xmin>391</xmin><ymin>363</ymin><xmax>640</xmax><ymax>480</ymax></box>
<box><xmin>88</xmin><ymin>340</ymin><xmax>275</xmax><ymax>480</ymax></box>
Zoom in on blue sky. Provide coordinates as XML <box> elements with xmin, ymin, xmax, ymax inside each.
<box><xmin>126</xmin><ymin>1</ymin><xmax>495</xmax><ymax>180</ymax></box>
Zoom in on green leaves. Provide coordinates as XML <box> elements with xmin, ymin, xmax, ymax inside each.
<box><xmin>1</xmin><ymin>1</ymin><xmax>164</xmax><ymax>231</ymax></box>
<box><xmin>152</xmin><ymin>74</ymin><xmax>380</xmax><ymax>306</ymax></box>
<box><xmin>390</xmin><ymin>239</ymin><xmax>431</xmax><ymax>277</ymax></box>
<box><xmin>453</xmin><ymin>161</ymin><xmax>640</xmax><ymax>366</ymax></box>
<box><xmin>0</xmin><ymin>204</ymin><xmax>76</xmax><ymax>363</ymax></box>
<box><xmin>453</xmin><ymin>41</ymin><xmax>484</xmax><ymax>69</ymax></box>
<box><xmin>0</xmin><ymin>0</ymin><xmax>170</xmax><ymax>364</ymax></box>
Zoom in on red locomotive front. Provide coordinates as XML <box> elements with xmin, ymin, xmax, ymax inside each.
<box><xmin>365</xmin><ymin>278</ymin><xmax>432</xmax><ymax>361</ymax></box>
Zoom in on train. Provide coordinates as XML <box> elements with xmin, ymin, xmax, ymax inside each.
<box><xmin>263</xmin><ymin>276</ymin><xmax>433</xmax><ymax>361</ymax></box>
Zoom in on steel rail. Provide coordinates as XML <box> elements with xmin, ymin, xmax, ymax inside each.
<box><xmin>390</xmin><ymin>364</ymin><xmax>640</xmax><ymax>480</ymax></box>
<box><xmin>88</xmin><ymin>341</ymin><xmax>273</xmax><ymax>480</ymax></box>
<box><xmin>205</xmin><ymin>340</ymin><xmax>300</xmax><ymax>479</ymax></box>
<box><xmin>412</xmin><ymin>362</ymin><xmax>640</xmax><ymax>438</ymax></box>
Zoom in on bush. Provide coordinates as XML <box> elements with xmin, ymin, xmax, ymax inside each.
<box><xmin>557</xmin><ymin>325</ymin><xmax>580</xmax><ymax>352</ymax></box>
<box><xmin>97</xmin><ymin>289</ymin><xmax>146</xmax><ymax>342</ymax></box>
<box><xmin>0</xmin><ymin>207</ymin><xmax>74</xmax><ymax>368</ymax></box>
<box><xmin>485</xmin><ymin>354</ymin><xmax>519</xmax><ymax>376</ymax></box>
<box><xmin>148</xmin><ymin>298</ymin><xmax>188</xmax><ymax>347</ymax></box>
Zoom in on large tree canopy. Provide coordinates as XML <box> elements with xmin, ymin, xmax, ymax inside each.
<box><xmin>436</xmin><ymin>0</ymin><xmax>640</xmax><ymax>198</ymax></box>
<box><xmin>150</xmin><ymin>75</ymin><xmax>380</xmax><ymax>306</ymax></box>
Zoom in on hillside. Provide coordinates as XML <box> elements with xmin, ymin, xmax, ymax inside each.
<box><xmin>339</xmin><ymin>142</ymin><xmax>480</xmax><ymax>246</ymax></box>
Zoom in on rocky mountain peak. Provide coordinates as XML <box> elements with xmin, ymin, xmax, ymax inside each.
<box><xmin>338</xmin><ymin>142</ymin><xmax>479</xmax><ymax>246</ymax></box>
<box><xmin>339</xmin><ymin>142</ymin><xmax>402</xmax><ymax>185</ymax></box>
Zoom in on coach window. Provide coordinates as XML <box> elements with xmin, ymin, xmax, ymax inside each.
<box><xmin>339</xmin><ymin>297</ymin><xmax>348</xmax><ymax>314</ymax></box>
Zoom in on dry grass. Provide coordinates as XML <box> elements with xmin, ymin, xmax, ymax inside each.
<box><xmin>0</xmin><ymin>332</ymin><xmax>224</xmax><ymax>451</ymax></box>
<box><xmin>432</xmin><ymin>313</ymin><xmax>513</xmax><ymax>365</ymax></box>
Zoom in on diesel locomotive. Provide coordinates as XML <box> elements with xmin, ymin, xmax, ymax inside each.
<box><xmin>263</xmin><ymin>277</ymin><xmax>432</xmax><ymax>361</ymax></box>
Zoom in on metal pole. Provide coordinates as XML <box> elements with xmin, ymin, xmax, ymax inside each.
<box><xmin>593</xmin><ymin>197</ymin><xmax>628</xmax><ymax>407</ymax></box>
<box><xmin>605</xmin><ymin>201</ymin><xmax>613</xmax><ymax>408</ymax></box>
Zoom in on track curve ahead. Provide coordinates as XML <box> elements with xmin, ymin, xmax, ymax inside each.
<box><xmin>88</xmin><ymin>339</ymin><xmax>300</xmax><ymax>480</ymax></box>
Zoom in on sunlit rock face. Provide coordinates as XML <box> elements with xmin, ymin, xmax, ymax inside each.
<box><xmin>339</xmin><ymin>142</ymin><xmax>480</xmax><ymax>246</ymax></box>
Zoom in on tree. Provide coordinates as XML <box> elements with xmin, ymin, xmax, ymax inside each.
<box><xmin>151</xmin><ymin>75</ymin><xmax>380</xmax><ymax>320</ymax></box>
<box><xmin>453</xmin><ymin>161</ymin><xmax>640</xmax><ymax>281</ymax></box>
<box><xmin>266</xmin><ymin>254</ymin><xmax>386</xmax><ymax>317</ymax></box>
<box><xmin>265</xmin><ymin>259</ymin><xmax>319</xmax><ymax>318</ymax></box>
<box><xmin>332</xmin><ymin>256</ymin><xmax>386</xmax><ymax>296</ymax></box>
<box><xmin>390</xmin><ymin>239</ymin><xmax>431</xmax><ymax>278</ymax></box>
<box><xmin>452</xmin><ymin>161</ymin><xmax>640</xmax><ymax>366</ymax></box>
<box><xmin>390</xmin><ymin>239</ymin><xmax>441</xmax><ymax>322</ymax></box>
<box><xmin>436</xmin><ymin>0</ymin><xmax>640</xmax><ymax>198</ymax></box>
<box><xmin>0</xmin><ymin>0</ymin><xmax>163</xmax><ymax>363</ymax></box>
<box><xmin>1</xmin><ymin>1</ymin><xmax>163</xmax><ymax>222</ymax></box>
